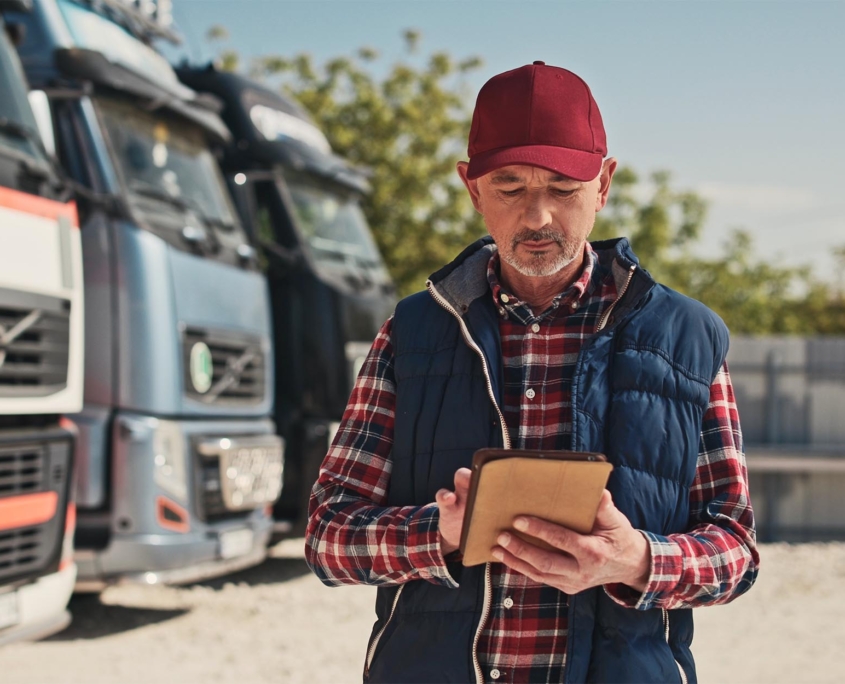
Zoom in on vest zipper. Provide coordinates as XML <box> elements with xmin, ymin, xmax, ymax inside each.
<box><xmin>426</xmin><ymin>280</ymin><xmax>510</xmax><ymax>684</ymax></box>
<box><xmin>425</xmin><ymin>281</ymin><xmax>511</xmax><ymax>449</ymax></box>
<box><xmin>596</xmin><ymin>263</ymin><xmax>637</xmax><ymax>332</ymax></box>
<box><xmin>364</xmin><ymin>585</ymin><xmax>405</xmax><ymax>678</ymax></box>
<box><xmin>662</xmin><ymin>608</ymin><xmax>689</xmax><ymax>684</ymax></box>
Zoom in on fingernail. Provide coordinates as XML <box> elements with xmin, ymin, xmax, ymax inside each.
<box><xmin>491</xmin><ymin>548</ymin><xmax>503</xmax><ymax>561</ymax></box>
<box><xmin>513</xmin><ymin>517</ymin><xmax>528</xmax><ymax>531</ymax></box>
<box><xmin>497</xmin><ymin>532</ymin><xmax>511</xmax><ymax>546</ymax></box>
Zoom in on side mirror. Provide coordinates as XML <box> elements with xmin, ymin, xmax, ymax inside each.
<box><xmin>27</xmin><ymin>90</ymin><xmax>56</xmax><ymax>157</ymax></box>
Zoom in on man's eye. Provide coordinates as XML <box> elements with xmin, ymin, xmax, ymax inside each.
<box><xmin>552</xmin><ymin>188</ymin><xmax>576</xmax><ymax>197</ymax></box>
<box><xmin>500</xmin><ymin>189</ymin><xmax>523</xmax><ymax>197</ymax></box>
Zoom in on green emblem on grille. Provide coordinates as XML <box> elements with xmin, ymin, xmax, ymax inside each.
<box><xmin>190</xmin><ymin>342</ymin><xmax>213</xmax><ymax>394</ymax></box>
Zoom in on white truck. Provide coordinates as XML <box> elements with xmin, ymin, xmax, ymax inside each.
<box><xmin>0</xmin><ymin>0</ymin><xmax>83</xmax><ymax>644</ymax></box>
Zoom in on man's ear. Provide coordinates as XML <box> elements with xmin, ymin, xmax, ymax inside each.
<box><xmin>456</xmin><ymin>161</ymin><xmax>483</xmax><ymax>213</ymax></box>
<box><xmin>595</xmin><ymin>157</ymin><xmax>618</xmax><ymax>212</ymax></box>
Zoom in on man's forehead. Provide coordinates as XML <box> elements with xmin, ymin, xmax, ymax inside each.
<box><xmin>486</xmin><ymin>165</ymin><xmax>579</xmax><ymax>185</ymax></box>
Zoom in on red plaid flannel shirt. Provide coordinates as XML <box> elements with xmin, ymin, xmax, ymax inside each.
<box><xmin>306</xmin><ymin>244</ymin><xmax>759</xmax><ymax>684</ymax></box>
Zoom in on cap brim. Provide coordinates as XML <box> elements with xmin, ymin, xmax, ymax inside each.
<box><xmin>466</xmin><ymin>144</ymin><xmax>603</xmax><ymax>182</ymax></box>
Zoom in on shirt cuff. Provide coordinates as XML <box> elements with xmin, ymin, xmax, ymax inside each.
<box><xmin>407</xmin><ymin>503</ymin><xmax>460</xmax><ymax>588</ymax></box>
<box><xmin>604</xmin><ymin>531</ymin><xmax>683</xmax><ymax>610</ymax></box>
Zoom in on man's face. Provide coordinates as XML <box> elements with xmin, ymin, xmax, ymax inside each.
<box><xmin>457</xmin><ymin>161</ymin><xmax>616</xmax><ymax>278</ymax></box>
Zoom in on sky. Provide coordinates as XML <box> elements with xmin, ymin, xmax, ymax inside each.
<box><xmin>166</xmin><ymin>0</ymin><xmax>845</xmax><ymax>282</ymax></box>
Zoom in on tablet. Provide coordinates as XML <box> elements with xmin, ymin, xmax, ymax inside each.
<box><xmin>459</xmin><ymin>448</ymin><xmax>614</xmax><ymax>567</ymax></box>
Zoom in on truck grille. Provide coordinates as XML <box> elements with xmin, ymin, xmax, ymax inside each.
<box><xmin>0</xmin><ymin>435</ymin><xmax>71</xmax><ymax>584</ymax></box>
<box><xmin>0</xmin><ymin>298</ymin><xmax>71</xmax><ymax>398</ymax></box>
<box><xmin>182</xmin><ymin>328</ymin><xmax>266</xmax><ymax>405</ymax></box>
<box><xmin>0</xmin><ymin>527</ymin><xmax>44</xmax><ymax>576</ymax></box>
<box><xmin>194</xmin><ymin>435</ymin><xmax>283</xmax><ymax>522</ymax></box>
<box><xmin>0</xmin><ymin>444</ymin><xmax>44</xmax><ymax>495</ymax></box>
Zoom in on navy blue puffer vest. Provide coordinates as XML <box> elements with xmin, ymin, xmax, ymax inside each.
<box><xmin>365</xmin><ymin>237</ymin><xmax>729</xmax><ymax>684</ymax></box>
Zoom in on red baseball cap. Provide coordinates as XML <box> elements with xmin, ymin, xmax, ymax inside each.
<box><xmin>466</xmin><ymin>62</ymin><xmax>607</xmax><ymax>182</ymax></box>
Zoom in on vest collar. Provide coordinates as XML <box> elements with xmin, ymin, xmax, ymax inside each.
<box><xmin>427</xmin><ymin>235</ymin><xmax>651</xmax><ymax>319</ymax></box>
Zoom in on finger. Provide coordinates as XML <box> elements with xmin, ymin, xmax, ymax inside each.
<box><xmin>497</xmin><ymin>531</ymin><xmax>578</xmax><ymax>576</ymax></box>
<box><xmin>491</xmin><ymin>546</ymin><xmax>577</xmax><ymax>591</ymax></box>
<box><xmin>435</xmin><ymin>488</ymin><xmax>456</xmax><ymax>508</ymax></box>
<box><xmin>453</xmin><ymin>468</ymin><xmax>472</xmax><ymax>493</ymax></box>
<box><xmin>512</xmin><ymin>516</ymin><xmax>584</xmax><ymax>556</ymax></box>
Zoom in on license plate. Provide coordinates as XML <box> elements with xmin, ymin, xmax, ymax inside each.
<box><xmin>0</xmin><ymin>591</ymin><xmax>20</xmax><ymax>631</ymax></box>
<box><xmin>219</xmin><ymin>528</ymin><xmax>254</xmax><ymax>560</ymax></box>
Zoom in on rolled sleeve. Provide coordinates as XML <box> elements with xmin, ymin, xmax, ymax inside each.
<box><xmin>305</xmin><ymin>317</ymin><xmax>458</xmax><ymax>589</ymax></box>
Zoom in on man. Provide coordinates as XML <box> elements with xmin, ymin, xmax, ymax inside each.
<box><xmin>306</xmin><ymin>62</ymin><xmax>759</xmax><ymax>684</ymax></box>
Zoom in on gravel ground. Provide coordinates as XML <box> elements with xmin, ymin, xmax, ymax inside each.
<box><xmin>1</xmin><ymin>541</ymin><xmax>843</xmax><ymax>684</ymax></box>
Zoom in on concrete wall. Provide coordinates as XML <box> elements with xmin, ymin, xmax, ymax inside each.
<box><xmin>727</xmin><ymin>337</ymin><xmax>845</xmax><ymax>541</ymax></box>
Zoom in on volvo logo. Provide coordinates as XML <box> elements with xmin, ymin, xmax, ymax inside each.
<box><xmin>202</xmin><ymin>347</ymin><xmax>258</xmax><ymax>403</ymax></box>
<box><xmin>0</xmin><ymin>309</ymin><xmax>43</xmax><ymax>370</ymax></box>
<box><xmin>189</xmin><ymin>341</ymin><xmax>214</xmax><ymax>394</ymax></box>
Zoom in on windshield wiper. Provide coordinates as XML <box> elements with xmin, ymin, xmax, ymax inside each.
<box><xmin>129</xmin><ymin>181</ymin><xmax>203</xmax><ymax>213</ymax></box>
<box><xmin>0</xmin><ymin>118</ymin><xmax>54</xmax><ymax>180</ymax></box>
<box><xmin>129</xmin><ymin>181</ymin><xmax>236</xmax><ymax>230</ymax></box>
<box><xmin>0</xmin><ymin>118</ymin><xmax>46</xmax><ymax>153</ymax></box>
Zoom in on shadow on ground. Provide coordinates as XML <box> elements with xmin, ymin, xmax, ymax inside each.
<box><xmin>194</xmin><ymin>556</ymin><xmax>311</xmax><ymax>590</ymax></box>
<box><xmin>46</xmin><ymin>594</ymin><xmax>189</xmax><ymax>641</ymax></box>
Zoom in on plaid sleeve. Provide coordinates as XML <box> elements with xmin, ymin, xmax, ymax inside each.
<box><xmin>605</xmin><ymin>362</ymin><xmax>760</xmax><ymax>610</ymax></box>
<box><xmin>304</xmin><ymin>316</ymin><xmax>458</xmax><ymax>589</ymax></box>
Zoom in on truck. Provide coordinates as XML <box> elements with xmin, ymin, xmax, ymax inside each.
<box><xmin>0</xmin><ymin>0</ymin><xmax>81</xmax><ymax>644</ymax></box>
<box><xmin>177</xmin><ymin>66</ymin><xmax>396</xmax><ymax>536</ymax></box>
<box><xmin>9</xmin><ymin>0</ymin><xmax>283</xmax><ymax>588</ymax></box>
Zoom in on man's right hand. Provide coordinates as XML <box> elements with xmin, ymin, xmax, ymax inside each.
<box><xmin>435</xmin><ymin>468</ymin><xmax>472</xmax><ymax>555</ymax></box>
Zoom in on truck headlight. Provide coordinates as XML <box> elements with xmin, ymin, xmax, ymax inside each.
<box><xmin>153</xmin><ymin>420</ymin><xmax>188</xmax><ymax>502</ymax></box>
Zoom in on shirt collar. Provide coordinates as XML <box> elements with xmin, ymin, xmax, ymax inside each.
<box><xmin>487</xmin><ymin>243</ymin><xmax>597</xmax><ymax>318</ymax></box>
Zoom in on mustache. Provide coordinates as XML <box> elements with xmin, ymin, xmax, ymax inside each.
<box><xmin>511</xmin><ymin>228</ymin><xmax>565</xmax><ymax>248</ymax></box>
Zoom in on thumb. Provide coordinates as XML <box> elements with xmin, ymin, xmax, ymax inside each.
<box><xmin>593</xmin><ymin>489</ymin><xmax>623</xmax><ymax>529</ymax></box>
<box><xmin>435</xmin><ymin>488</ymin><xmax>457</xmax><ymax>508</ymax></box>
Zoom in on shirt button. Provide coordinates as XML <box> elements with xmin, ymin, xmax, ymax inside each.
<box><xmin>503</xmin><ymin>597</ymin><xmax>514</xmax><ymax>609</ymax></box>
<box><xmin>531</xmin><ymin>323</ymin><xmax>540</xmax><ymax>333</ymax></box>
<box><xmin>500</xmin><ymin>294</ymin><xmax>510</xmax><ymax>303</ymax></box>
<box><xmin>490</xmin><ymin>669</ymin><xmax>501</xmax><ymax>680</ymax></box>
<box><xmin>525</xmin><ymin>388</ymin><xmax>535</xmax><ymax>400</ymax></box>
<box><xmin>570</xmin><ymin>301</ymin><xmax>579</xmax><ymax>310</ymax></box>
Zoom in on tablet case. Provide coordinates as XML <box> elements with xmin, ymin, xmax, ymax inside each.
<box><xmin>459</xmin><ymin>448</ymin><xmax>613</xmax><ymax>567</ymax></box>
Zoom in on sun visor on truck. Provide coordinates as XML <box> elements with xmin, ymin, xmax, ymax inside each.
<box><xmin>247</xmin><ymin>137</ymin><xmax>371</xmax><ymax>195</ymax></box>
<box><xmin>53</xmin><ymin>48</ymin><xmax>231</xmax><ymax>142</ymax></box>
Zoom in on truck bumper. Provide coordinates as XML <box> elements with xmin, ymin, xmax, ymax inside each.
<box><xmin>0</xmin><ymin>564</ymin><xmax>77</xmax><ymax>646</ymax></box>
<box><xmin>74</xmin><ymin>414</ymin><xmax>282</xmax><ymax>588</ymax></box>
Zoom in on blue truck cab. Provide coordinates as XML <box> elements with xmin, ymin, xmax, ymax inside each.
<box><xmin>9</xmin><ymin>0</ymin><xmax>283</xmax><ymax>587</ymax></box>
<box><xmin>178</xmin><ymin>66</ymin><xmax>396</xmax><ymax>535</ymax></box>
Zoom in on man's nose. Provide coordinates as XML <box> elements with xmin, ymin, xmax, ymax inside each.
<box><xmin>522</xmin><ymin>191</ymin><xmax>554</xmax><ymax>230</ymax></box>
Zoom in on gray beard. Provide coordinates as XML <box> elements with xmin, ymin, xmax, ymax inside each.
<box><xmin>502</xmin><ymin>250</ymin><xmax>578</xmax><ymax>277</ymax></box>
<box><xmin>500</xmin><ymin>228</ymin><xmax>583</xmax><ymax>277</ymax></box>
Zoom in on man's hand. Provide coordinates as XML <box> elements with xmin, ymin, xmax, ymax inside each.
<box><xmin>491</xmin><ymin>490</ymin><xmax>651</xmax><ymax>593</ymax></box>
<box><xmin>435</xmin><ymin>468</ymin><xmax>472</xmax><ymax>555</ymax></box>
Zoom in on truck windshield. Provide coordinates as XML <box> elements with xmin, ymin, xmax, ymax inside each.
<box><xmin>283</xmin><ymin>173</ymin><xmax>383</xmax><ymax>269</ymax></box>
<box><xmin>0</xmin><ymin>22</ymin><xmax>47</xmax><ymax>164</ymax></box>
<box><xmin>98</xmin><ymin>97</ymin><xmax>239</xmax><ymax>232</ymax></box>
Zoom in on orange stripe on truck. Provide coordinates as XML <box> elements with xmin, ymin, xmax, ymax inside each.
<box><xmin>0</xmin><ymin>186</ymin><xmax>78</xmax><ymax>226</ymax></box>
<box><xmin>0</xmin><ymin>491</ymin><xmax>59</xmax><ymax>531</ymax></box>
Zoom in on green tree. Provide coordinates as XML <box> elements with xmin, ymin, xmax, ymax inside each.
<box><xmin>595</xmin><ymin>168</ymin><xmax>845</xmax><ymax>334</ymax></box>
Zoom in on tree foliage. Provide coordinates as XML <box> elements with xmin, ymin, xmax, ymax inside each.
<box><xmin>206</xmin><ymin>29</ymin><xmax>845</xmax><ymax>333</ymax></box>
<box><xmin>595</xmin><ymin>168</ymin><xmax>845</xmax><ymax>333</ymax></box>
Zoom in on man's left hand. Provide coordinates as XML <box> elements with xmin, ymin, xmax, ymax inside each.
<box><xmin>491</xmin><ymin>490</ymin><xmax>651</xmax><ymax>594</ymax></box>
